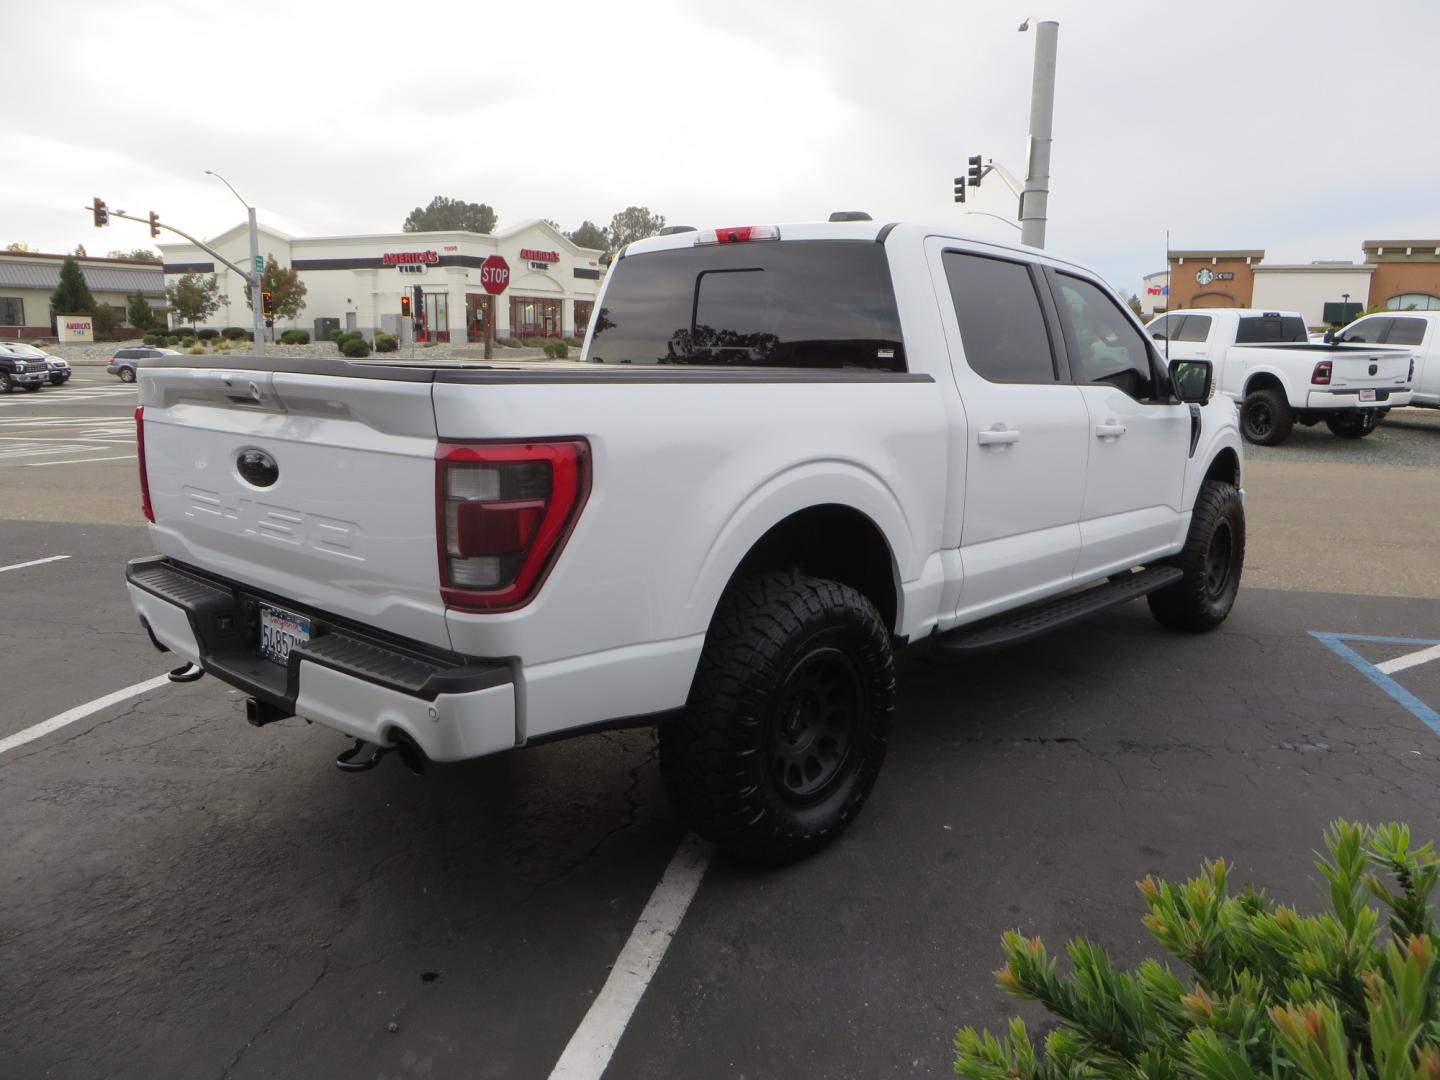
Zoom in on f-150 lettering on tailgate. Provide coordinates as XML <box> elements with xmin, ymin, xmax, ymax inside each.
<box><xmin>182</xmin><ymin>486</ymin><xmax>364</xmax><ymax>561</ymax></box>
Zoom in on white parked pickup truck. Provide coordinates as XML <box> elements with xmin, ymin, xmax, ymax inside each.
<box><xmin>1146</xmin><ymin>308</ymin><xmax>1413</xmax><ymax>444</ymax></box>
<box><xmin>125</xmin><ymin>220</ymin><xmax>1244</xmax><ymax>864</ymax></box>
<box><xmin>1328</xmin><ymin>310</ymin><xmax>1440</xmax><ymax>409</ymax></box>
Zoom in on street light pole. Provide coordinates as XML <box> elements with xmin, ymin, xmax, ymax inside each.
<box><xmin>204</xmin><ymin>170</ymin><xmax>265</xmax><ymax>356</ymax></box>
<box><xmin>1018</xmin><ymin>18</ymin><xmax>1059</xmax><ymax>249</ymax></box>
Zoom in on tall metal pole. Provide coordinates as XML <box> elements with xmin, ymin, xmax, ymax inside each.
<box><xmin>205</xmin><ymin>171</ymin><xmax>265</xmax><ymax>356</ymax></box>
<box><xmin>1020</xmin><ymin>19</ymin><xmax>1059</xmax><ymax>249</ymax></box>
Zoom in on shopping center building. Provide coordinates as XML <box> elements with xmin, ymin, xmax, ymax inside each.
<box><xmin>159</xmin><ymin>219</ymin><xmax>606</xmax><ymax>343</ymax></box>
<box><xmin>0</xmin><ymin>251</ymin><xmax>164</xmax><ymax>340</ymax></box>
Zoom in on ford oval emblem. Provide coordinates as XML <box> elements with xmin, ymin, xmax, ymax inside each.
<box><xmin>236</xmin><ymin>448</ymin><xmax>279</xmax><ymax>488</ymax></box>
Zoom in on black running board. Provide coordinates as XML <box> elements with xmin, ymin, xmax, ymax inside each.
<box><xmin>933</xmin><ymin>566</ymin><xmax>1185</xmax><ymax>655</ymax></box>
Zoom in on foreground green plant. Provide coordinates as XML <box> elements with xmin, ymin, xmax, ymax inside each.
<box><xmin>955</xmin><ymin>822</ymin><xmax>1440</xmax><ymax>1080</ymax></box>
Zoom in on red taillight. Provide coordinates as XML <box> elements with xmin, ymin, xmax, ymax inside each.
<box><xmin>435</xmin><ymin>440</ymin><xmax>589</xmax><ymax>612</ymax></box>
<box><xmin>1312</xmin><ymin>360</ymin><xmax>1332</xmax><ymax>385</ymax></box>
<box><xmin>135</xmin><ymin>405</ymin><xmax>154</xmax><ymax>522</ymax></box>
<box><xmin>694</xmin><ymin>225</ymin><xmax>781</xmax><ymax>245</ymax></box>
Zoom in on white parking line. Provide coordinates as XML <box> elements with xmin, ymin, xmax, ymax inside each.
<box><xmin>0</xmin><ymin>554</ymin><xmax>71</xmax><ymax>574</ymax></box>
<box><xmin>547</xmin><ymin>833</ymin><xmax>712</xmax><ymax>1080</ymax></box>
<box><xmin>0</xmin><ymin>673</ymin><xmax>171</xmax><ymax>757</ymax></box>
<box><xmin>26</xmin><ymin>454</ymin><xmax>136</xmax><ymax>467</ymax></box>
<box><xmin>1378</xmin><ymin>643</ymin><xmax>1440</xmax><ymax>675</ymax></box>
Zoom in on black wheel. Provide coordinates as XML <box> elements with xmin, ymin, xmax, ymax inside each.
<box><xmin>118</xmin><ymin>366</ymin><xmax>136</xmax><ymax>383</ymax></box>
<box><xmin>0</xmin><ymin>372</ymin><xmax>11</xmax><ymax>394</ymax></box>
<box><xmin>1240</xmin><ymin>388</ymin><xmax>1293</xmax><ymax>446</ymax></box>
<box><xmin>1325</xmin><ymin>411</ymin><xmax>1379</xmax><ymax>438</ymax></box>
<box><xmin>1147</xmin><ymin>481</ymin><xmax>1245</xmax><ymax>631</ymax></box>
<box><xmin>659</xmin><ymin>572</ymin><xmax>895</xmax><ymax>865</ymax></box>
<box><xmin>20</xmin><ymin>383</ymin><xmax>40</xmax><ymax>392</ymax></box>
<box><xmin>49</xmin><ymin>376</ymin><xmax>64</xmax><ymax>386</ymax></box>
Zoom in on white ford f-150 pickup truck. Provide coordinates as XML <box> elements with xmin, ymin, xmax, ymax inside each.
<box><xmin>126</xmin><ymin>220</ymin><xmax>1244</xmax><ymax>864</ymax></box>
<box><xmin>1145</xmin><ymin>308</ymin><xmax>1412</xmax><ymax>444</ymax></box>
<box><xmin>1327</xmin><ymin>310</ymin><xmax>1440</xmax><ymax>409</ymax></box>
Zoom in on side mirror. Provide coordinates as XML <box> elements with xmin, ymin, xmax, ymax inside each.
<box><xmin>1323</xmin><ymin>327</ymin><xmax>1338</xmax><ymax>345</ymax></box>
<box><xmin>1169</xmin><ymin>358</ymin><xmax>1212</xmax><ymax>404</ymax></box>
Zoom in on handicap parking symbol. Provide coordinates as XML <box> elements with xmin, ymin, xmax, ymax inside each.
<box><xmin>1310</xmin><ymin>632</ymin><xmax>1440</xmax><ymax>732</ymax></box>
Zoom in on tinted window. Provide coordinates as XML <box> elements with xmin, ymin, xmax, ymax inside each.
<box><xmin>1340</xmin><ymin>317</ymin><xmax>1391</xmax><ymax>344</ymax></box>
<box><xmin>1174</xmin><ymin>314</ymin><xmax>1212</xmax><ymax>342</ymax></box>
<box><xmin>1147</xmin><ymin>315</ymin><xmax>1175</xmax><ymax>340</ymax></box>
<box><xmin>1055</xmin><ymin>274</ymin><xmax>1155</xmax><ymax>398</ymax></box>
<box><xmin>1235</xmin><ymin>316</ymin><xmax>1307</xmax><ymax>343</ymax></box>
<box><xmin>115</xmin><ymin>349</ymin><xmax>140</xmax><ymax>358</ymax></box>
<box><xmin>1387</xmin><ymin>318</ymin><xmax>1428</xmax><ymax>346</ymax></box>
<box><xmin>942</xmin><ymin>252</ymin><xmax>1056</xmax><ymax>383</ymax></box>
<box><xmin>588</xmin><ymin>240</ymin><xmax>904</xmax><ymax>369</ymax></box>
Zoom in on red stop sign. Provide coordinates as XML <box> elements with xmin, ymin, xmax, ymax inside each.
<box><xmin>480</xmin><ymin>254</ymin><xmax>510</xmax><ymax>295</ymax></box>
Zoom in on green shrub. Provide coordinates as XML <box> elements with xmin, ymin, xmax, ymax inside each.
<box><xmin>519</xmin><ymin>336</ymin><xmax>553</xmax><ymax>349</ymax></box>
<box><xmin>563</xmin><ymin>337</ymin><xmax>583</xmax><ymax>348</ymax></box>
<box><xmin>497</xmin><ymin>337</ymin><xmax>521</xmax><ymax>348</ymax></box>
<box><xmin>374</xmin><ymin>333</ymin><xmax>398</xmax><ymax>353</ymax></box>
<box><xmin>955</xmin><ymin>821</ymin><xmax>1440</xmax><ymax>1080</ymax></box>
<box><xmin>543</xmin><ymin>342</ymin><xmax>569</xmax><ymax>359</ymax></box>
<box><xmin>171</xmin><ymin>326</ymin><xmax>196</xmax><ymax>338</ymax></box>
<box><xmin>180</xmin><ymin>336</ymin><xmax>196</xmax><ymax>348</ymax></box>
<box><xmin>280</xmin><ymin>329</ymin><xmax>310</xmax><ymax>345</ymax></box>
<box><xmin>340</xmin><ymin>337</ymin><xmax>371</xmax><ymax>358</ymax></box>
<box><xmin>142</xmin><ymin>333</ymin><xmax>161</xmax><ymax>346</ymax></box>
<box><xmin>328</xmin><ymin>328</ymin><xmax>346</xmax><ymax>344</ymax></box>
<box><xmin>221</xmin><ymin>326</ymin><xmax>249</xmax><ymax>341</ymax></box>
<box><xmin>196</xmin><ymin>328</ymin><xmax>219</xmax><ymax>341</ymax></box>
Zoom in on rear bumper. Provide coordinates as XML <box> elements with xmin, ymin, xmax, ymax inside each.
<box><xmin>125</xmin><ymin>556</ymin><xmax>517</xmax><ymax>761</ymax></box>
<box><xmin>1306</xmin><ymin>388</ymin><xmax>1412</xmax><ymax>409</ymax></box>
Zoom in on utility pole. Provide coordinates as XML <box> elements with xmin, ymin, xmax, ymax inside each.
<box><xmin>1018</xmin><ymin>18</ymin><xmax>1059</xmax><ymax>249</ymax></box>
<box><xmin>204</xmin><ymin>171</ymin><xmax>266</xmax><ymax>356</ymax></box>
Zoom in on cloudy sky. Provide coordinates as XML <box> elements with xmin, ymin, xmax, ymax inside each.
<box><xmin>4</xmin><ymin>0</ymin><xmax>1437</xmax><ymax>294</ymax></box>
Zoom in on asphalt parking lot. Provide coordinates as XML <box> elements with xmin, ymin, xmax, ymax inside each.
<box><xmin>4</xmin><ymin>371</ymin><xmax>1440</xmax><ymax>1079</ymax></box>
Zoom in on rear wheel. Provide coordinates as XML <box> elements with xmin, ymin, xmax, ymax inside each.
<box><xmin>1240</xmin><ymin>387</ymin><xmax>1293</xmax><ymax>446</ymax></box>
<box><xmin>1325</xmin><ymin>411</ymin><xmax>1379</xmax><ymax>438</ymax></box>
<box><xmin>659</xmin><ymin>572</ymin><xmax>895</xmax><ymax>865</ymax></box>
<box><xmin>0</xmin><ymin>372</ymin><xmax>11</xmax><ymax>394</ymax></box>
<box><xmin>1147</xmin><ymin>481</ymin><xmax>1245</xmax><ymax>631</ymax></box>
<box><xmin>118</xmin><ymin>366</ymin><xmax>136</xmax><ymax>383</ymax></box>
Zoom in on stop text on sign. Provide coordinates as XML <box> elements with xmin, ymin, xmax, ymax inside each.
<box><xmin>382</xmin><ymin>250</ymin><xmax>439</xmax><ymax>266</ymax></box>
<box><xmin>480</xmin><ymin>255</ymin><xmax>510</xmax><ymax>294</ymax></box>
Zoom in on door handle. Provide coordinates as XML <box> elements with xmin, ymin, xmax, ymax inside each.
<box><xmin>977</xmin><ymin>426</ymin><xmax>1020</xmax><ymax>446</ymax></box>
<box><xmin>1094</xmin><ymin>421</ymin><xmax>1127</xmax><ymax>438</ymax></box>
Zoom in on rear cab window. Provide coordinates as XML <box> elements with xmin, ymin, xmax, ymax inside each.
<box><xmin>1235</xmin><ymin>315</ymin><xmax>1308</xmax><ymax>343</ymax></box>
<box><xmin>588</xmin><ymin>240</ymin><xmax>904</xmax><ymax>370</ymax></box>
<box><xmin>1386</xmin><ymin>318</ymin><xmax>1428</xmax><ymax>346</ymax></box>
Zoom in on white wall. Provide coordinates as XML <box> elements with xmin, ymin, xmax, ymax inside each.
<box><xmin>1251</xmin><ymin>268</ymin><xmax>1375</xmax><ymax>327</ymax></box>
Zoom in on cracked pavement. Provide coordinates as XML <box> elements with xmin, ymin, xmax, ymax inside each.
<box><xmin>4</xmin><ymin>412</ymin><xmax>1440</xmax><ymax>1078</ymax></box>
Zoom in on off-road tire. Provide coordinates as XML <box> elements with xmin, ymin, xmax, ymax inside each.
<box><xmin>659</xmin><ymin>572</ymin><xmax>895</xmax><ymax>866</ymax></box>
<box><xmin>1240</xmin><ymin>387</ymin><xmax>1293</xmax><ymax>446</ymax></box>
<box><xmin>1325</xmin><ymin>411</ymin><xmax>1379</xmax><ymax>439</ymax></box>
<box><xmin>1147</xmin><ymin>481</ymin><xmax>1245</xmax><ymax>631</ymax></box>
<box><xmin>118</xmin><ymin>366</ymin><xmax>136</xmax><ymax>383</ymax></box>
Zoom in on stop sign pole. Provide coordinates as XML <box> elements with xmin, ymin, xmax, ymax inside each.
<box><xmin>479</xmin><ymin>255</ymin><xmax>509</xmax><ymax>361</ymax></box>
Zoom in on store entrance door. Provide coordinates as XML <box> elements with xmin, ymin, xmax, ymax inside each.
<box><xmin>466</xmin><ymin>294</ymin><xmax>493</xmax><ymax>344</ymax></box>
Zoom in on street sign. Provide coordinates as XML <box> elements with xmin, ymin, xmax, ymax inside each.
<box><xmin>254</xmin><ymin>256</ymin><xmax>264</xmax><ymax>273</ymax></box>
<box><xmin>480</xmin><ymin>255</ymin><xmax>510</xmax><ymax>295</ymax></box>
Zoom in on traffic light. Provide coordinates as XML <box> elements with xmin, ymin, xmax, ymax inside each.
<box><xmin>148</xmin><ymin>211</ymin><xmax>160</xmax><ymax>239</ymax></box>
<box><xmin>953</xmin><ymin>176</ymin><xmax>966</xmax><ymax>204</ymax></box>
<box><xmin>400</xmin><ymin>293</ymin><xmax>411</xmax><ymax>318</ymax></box>
<box><xmin>261</xmin><ymin>291</ymin><xmax>274</xmax><ymax>318</ymax></box>
<box><xmin>92</xmin><ymin>197</ymin><xmax>109</xmax><ymax>228</ymax></box>
<box><xmin>967</xmin><ymin>155</ymin><xmax>984</xmax><ymax>188</ymax></box>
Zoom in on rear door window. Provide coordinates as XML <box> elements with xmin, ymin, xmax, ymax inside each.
<box><xmin>588</xmin><ymin>240</ymin><xmax>904</xmax><ymax>370</ymax></box>
<box><xmin>1386</xmin><ymin>318</ymin><xmax>1428</xmax><ymax>346</ymax></box>
<box><xmin>1235</xmin><ymin>316</ymin><xmax>1308</xmax><ymax>343</ymax></box>
<box><xmin>942</xmin><ymin>251</ymin><xmax>1057</xmax><ymax>383</ymax></box>
<box><xmin>1174</xmin><ymin>314</ymin><xmax>1212</xmax><ymax>342</ymax></box>
<box><xmin>1053</xmin><ymin>273</ymin><xmax>1155</xmax><ymax>399</ymax></box>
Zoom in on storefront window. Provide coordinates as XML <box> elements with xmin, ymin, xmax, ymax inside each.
<box><xmin>422</xmin><ymin>292</ymin><xmax>449</xmax><ymax>343</ymax></box>
<box><xmin>510</xmin><ymin>296</ymin><xmax>562</xmax><ymax>338</ymax></box>
<box><xmin>1386</xmin><ymin>293</ymin><xmax>1440</xmax><ymax>311</ymax></box>
<box><xmin>573</xmin><ymin>300</ymin><xmax>593</xmax><ymax>339</ymax></box>
<box><xmin>0</xmin><ymin>297</ymin><xmax>23</xmax><ymax>326</ymax></box>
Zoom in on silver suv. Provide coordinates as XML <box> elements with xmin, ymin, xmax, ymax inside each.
<box><xmin>106</xmin><ymin>347</ymin><xmax>179</xmax><ymax>383</ymax></box>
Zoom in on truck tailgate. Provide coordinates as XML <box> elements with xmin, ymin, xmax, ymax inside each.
<box><xmin>138</xmin><ymin>366</ymin><xmax>450</xmax><ymax>650</ymax></box>
<box><xmin>1328</xmin><ymin>346</ymin><xmax>1410</xmax><ymax>388</ymax></box>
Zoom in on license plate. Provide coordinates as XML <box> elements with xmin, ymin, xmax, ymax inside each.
<box><xmin>259</xmin><ymin>604</ymin><xmax>311</xmax><ymax>665</ymax></box>
<box><xmin>1359</xmin><ymin>389</ymin><xmax>1377</xmax><ymax>402</ymax></box>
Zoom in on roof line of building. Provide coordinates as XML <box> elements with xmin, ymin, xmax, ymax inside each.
<box><xmin>2</xmin><ymin>251</ymin><xmax>161</xmax><ymax>266</ymax></box>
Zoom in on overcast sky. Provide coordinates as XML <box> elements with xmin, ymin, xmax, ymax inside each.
<box><xmin>5</xmin><ymin>0</ymin><xmax>1437</xmax><ymax>294</ymax></box>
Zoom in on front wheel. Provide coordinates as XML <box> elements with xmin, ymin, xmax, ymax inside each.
<box><xmin>1147</xmin><ymin>480</ymin><xmax>1245</xmax><ymax>631</ymax></box>
<box><xmin>0</xmin><ymin>372</ymin><xmax>11</xmax><ymax>394</ymax></box>
<box><xmin>1240</xmin><ymin>388</ymin><xmax>1293</xmax><ymax>446</ymax></box>
<box><xmin>20</xmin><ymin>383</ymin><xmax>40</xmax><ymax>392</ymax></box>
<box><xmin>659</xmin><ymin>572</ymin><xmax>895</xmax><ymax>865</ymax></box>
<box><xmin>49</xmin><ymin>376</ymin><xmax>65</xmax><ymax>386</ymax></box>
<box><xmin>117</xmin><ymin>366</ymin><xmax>136</xmax><ymax>383</ymax></box>
<box><xmin>1325</xmin><ymin>411</ymin><xmax>1379</xmax><ymax>439</ymax></box>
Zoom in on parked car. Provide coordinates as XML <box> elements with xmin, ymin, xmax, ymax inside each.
<box><xmin>1146</xmin><ymin>308</ymin><xmax>1412</xmax><ymax>444</ymax></box>
<box><xmin>0</xmin><ymin>344</ymin><xmax>50</xmax><ymax>392</ymax></box>
<box><xmin>125</xmin><ymin>219</ymin><xmax>1242</xmax><ymax>864</ymax></box>
<box><xmin>0</xmin><ymin>341</ymin><xmax>70</xmax><ymax>385</ymax></box>
<box><xmin>1328</xmin><ymin>311</ymin><xmax>1440</xmax><ymax>409</ymax></box>
<box><xmin>106</xmin><ymin>346</ymin><xmax>179</xmax><ymax>383</ymax></box>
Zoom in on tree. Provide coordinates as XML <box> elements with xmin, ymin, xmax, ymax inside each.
<box><xmin>607</xmin><ymin>206</ymin><xmax>666</xmax><ymax>249</ymax></box>
<box><xmin>108</xmin><ymin>248</ymin><xmax>161</xmax><ymax>263</ymax></box>
<box><xmin>126</xmin><ymin>291</ymin><xmax>157</xmax><ymax>331</ymax></box>
<box><xmin>50</xmin><ymin>256</ymin><xmax>96</xmax><ymax>315</ymax></box>
<box><xmin>73</xmin><ymin>244</ymin><xmax>87</xmax><ymax>258</ymax></box>
<box><xmin>243</xmin><ymin>256</ymin><xmax>308</xmax><ymax>320</ymax></box>
<box><xmin>165</xmin><ymin>273</ymin><xmax>221</xmax><ymax>326</ymax></box>
<box><xmin>567</xmin><ymin>220</ymin><xmax>609</xmax><ymax>250</ymax></box>
<box><xmin>4</xmin><ymin>241</ymin><xmax>32</xmax><ymax>253</ymax></box>
<box><xmin>1126</xmin><ymin>293</ymin><xmax>1145</xmax><ymax>319</ymax></box>
<box><xmin>403</xmin><ymin>196</ymin><xmax>497</xmax><ymax>234</ymax></box>
<box><xmin>91</xmin><ymin>303</ymin><xmax>120</xmax><ymax>334</ymax></box>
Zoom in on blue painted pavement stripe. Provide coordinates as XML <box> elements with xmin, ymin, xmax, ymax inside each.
<box><xmin>1309</xmin><ymin>631</ymin><xmax>1440</xmax><ymax>733</ymax></box>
